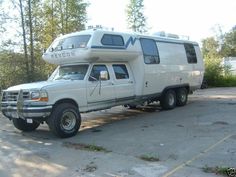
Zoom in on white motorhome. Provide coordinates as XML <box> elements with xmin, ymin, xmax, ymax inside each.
<box><xmin>0</xmin><ymin>29</ymin><xmax>204</xmax><ymax>138</ymax></box>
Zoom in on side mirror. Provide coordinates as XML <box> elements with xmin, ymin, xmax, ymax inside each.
<box><xmin>100</xmin><ymin>71</ymin><xmax>108</xmax><ymax>80</ymax></box>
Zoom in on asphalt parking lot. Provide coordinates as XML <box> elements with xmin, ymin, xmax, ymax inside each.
<box><xmin>0</xmin><ymin>87</ymin><xmax>236</xmax><ymax>177</ymax></box>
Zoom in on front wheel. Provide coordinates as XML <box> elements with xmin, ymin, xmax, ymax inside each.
<box><xmin>47</xmin><ymin>103</ymin><xmax>81</xmax><ymax>138</ymax></box>
<box><xmin>160</xmin><ymin>89</ymin><xmax>176</xmax><ymax>110</ymax></box>
<box><xmin>12</xmin><ymin>118</ymin><xmax>40</xmax><ymax>132</ymax></box>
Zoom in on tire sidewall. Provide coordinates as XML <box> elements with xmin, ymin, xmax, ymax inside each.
<box><xmin>49</xmin><ymin>103</ymin><xmax>81</xmax><ymax>138</ymax></box>
<box><xmin>12</xmin><ymin>118</ymin><xmax>40</xmax><ymax>132</ymax></box>
<box><xmin>161</xmin><ymin>89</ymin><xmax>176</xmax><ymax>110</ymax></box>
<box><xmin>176</xmin><ymin>88</ymin><xmax>188</xmax><ymax>106</ymax></box>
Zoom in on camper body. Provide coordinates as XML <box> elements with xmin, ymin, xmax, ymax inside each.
<box><xmin>1</xmin><ymin>29</ymin><xmax>204</xmax><ymax>138</ymax></box>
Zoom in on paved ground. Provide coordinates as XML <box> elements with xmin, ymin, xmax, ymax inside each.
<box><xmin>0</xmin><ymin>87</ymin><xmax>236</xmax><ymax>177</ymax></box>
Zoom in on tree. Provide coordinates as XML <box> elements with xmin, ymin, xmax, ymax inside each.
<box><xmin>0</xmin><ymin>51</ymin><xmax>27</xmax><ymax>89</ymax></box>
<box><xmin>201</xmin><ymin>37</ymin><xmax>224</xmax><ymax>86</ymax></box>
<box><xmin>19</xmin><ymin>0</ymin><xmax>30</xmax><ymax>82</ymax></box>
<box><xmin>42</xmin><ymin>0</ymin><xmax>88</xmax><ymax>48</ymax></box>
<box><xmin>0</xmin><ymin>0</ymin><xmax>89</xmax><ymax>88</ymax></box>
<box><xmin>221</xmin><ymin>28</ymin><xmax>236</xmax><ymax>57</ymax></box>
<box><xmin>126</xmin><ymin>0</ymin><xmax>147</xmax><ymax>33</ymax></box>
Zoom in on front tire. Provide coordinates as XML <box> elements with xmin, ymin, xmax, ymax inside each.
<box><xmin>47</xmin><ymin>103</ymin><xmax>81</xmax><ymax>138</ymax></box>
<box><xmin>12</xmin><ymin>118</ymin><xmax>40</xmax><ymax>132</ymax></box>
<box><xmin>160</xmin><ymin>89</ymin><xmax>176</xmax><ymax>110</ymax></box>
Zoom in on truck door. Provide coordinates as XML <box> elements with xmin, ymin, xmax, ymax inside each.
<box><xmin>87</xmin><ymin>64</ymin><xmax>115</xmax><ymax>109</ymax></box>
<box><xmin>112</xmin><ymin>64</ymin><xmax>135</xmax><ymax>101</ymax></box>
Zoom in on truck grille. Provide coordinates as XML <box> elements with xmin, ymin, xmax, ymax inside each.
<box><xmin>1</xmin><ymin>91</ymin><xmax>30</xmax><ymax>102</ymax></box>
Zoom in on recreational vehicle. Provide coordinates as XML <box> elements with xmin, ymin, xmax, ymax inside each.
<box><xmin>0</xmin><ymin>29</ymin><xmax>204</xmax><ymax>138</ymax></box>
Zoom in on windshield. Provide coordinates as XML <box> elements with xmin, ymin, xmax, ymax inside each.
<box><xmin>49</xmin><ymin>64</ymin><xmax>89</xmax><ymax>81</ymax></box>
<box><xmin>49</xmin><ymin>35</ymin><xmax>91</xmax><ymax>52</ymax></box>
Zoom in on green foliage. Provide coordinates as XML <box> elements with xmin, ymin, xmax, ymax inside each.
<box><xmin>221</xmin><ymin>29</ymin><xmax>236</xmax><ymax>57</ymax></box>
<box><xmin>214</xmin><ymin>75</ymin><xmax>236</xmax><ymax>87</ymax></box>
<box><xmin>0</xmin><ymin>51</ymin><xmax>28</xmax><ymax>90</ymax></box>
<box><xmin>202</xmin><ymin>165</ymin><xmax>230</xmax><ymax>176</ymax></box>
<box><xmin>202</xmin><ymin>37</ymin><xmax>224</xmax><ymax>86</ymax></box>
<box><xmin>126</xmin><ymin>0</ymin><xmax>147</xmax><ymax>33</ymax></box>
<box><xmin>0</xmin><ymin>0</ymin><xmax>88</xmax><ymax>89</ymax></box>
<box><xmin>202</xmin><ymin>28</ymin><xmax>236</xmax><ymax>87</ymax></box>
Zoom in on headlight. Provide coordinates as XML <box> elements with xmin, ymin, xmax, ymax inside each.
<box><xmin>31</xmin><ymin>91</ymin><xmax>40</xmax><ymax>100</ymax></box>
<box><xmin>31</xmin><ymin>90</ymin><xmax>48</xmax><ymax>102</ymax></box>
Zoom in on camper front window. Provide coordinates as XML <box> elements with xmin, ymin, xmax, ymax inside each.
<box><xmin>49</xmin><ymin>35</ymin><xmax>91</xmax><ymax>51</ymax></box>
<box><xmin>49</xmin><ymin>64</ymin><xmax>89</xmax><ymax>81</ymax></box>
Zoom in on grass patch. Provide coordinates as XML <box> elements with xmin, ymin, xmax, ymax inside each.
<box><xmin>206</xmin><ymin>75</ymin><xmax>236</xmax><ymax>87</ymax></box>
<box><xmin>62</xmin><ymin>142</ymin><xmax>111</xmax><ymax>153</ymax></box>
<box><xmin>139</xmin><ymin>154</ymin><xmax>160</xmax><ymax>162</ymax></box>
<box><xmin>202</xmin><ymin>165</ymin><xmax>231</xmax><ymax>176</ymax></box>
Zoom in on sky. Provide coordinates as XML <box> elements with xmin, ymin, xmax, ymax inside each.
<box><xmin>87</xmin><ymin>0</ymin><xmax>236</xmax><ymax>43</ymax></box>
<box><xmin>1</xmin><ymin>0</ymin><xmax>236</xmax><ymax>46</ymax></box>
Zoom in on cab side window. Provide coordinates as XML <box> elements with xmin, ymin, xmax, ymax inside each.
<box><xmin>112</xmin><ymin>64</ymin><xmax>129</xmax><ymax>79</ymax></box>
<box><xmin>89</xmin><ymin>65</ymin><xmax>110</xmax><ymax>81</ymax></box>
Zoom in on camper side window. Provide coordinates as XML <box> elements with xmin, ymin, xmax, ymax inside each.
<box><xmin>112</xmin><ymin>64</ymin><xmax>129</xmax><ymax>79</ymax></box>
<box><xmin>140</xmin><ymin>38</ymin><xmax>160</xmax><ymax>64</ymax></box>
<box><xmin>89</xmin><ymin>65</ymin><xmax>110</xmax><ymax>81</ymax></box>
<box><xmin>184</xmin><ymin>43</ymin><xmax>197</xmax><ymax>63</ymax></box>
<box><xmin>101</xmin><ymin>34</ymin><xmax>124</xmax><ymax>46</ymax></box>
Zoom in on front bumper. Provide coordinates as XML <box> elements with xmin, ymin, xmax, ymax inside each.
<box><xmin>1</xmin><ymin>90</ymin><xmax>52</xmax><ymax>121</ymax></box>
<box><xmin>1</xmin><ymin>103</ymin><xmax>52</xmax><ymax>120</ymax></box>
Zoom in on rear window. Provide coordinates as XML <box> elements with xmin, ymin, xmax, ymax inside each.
<box><xmin>101</xmin><ymin>34</ymin><xmax>124</xmax><ymax>46</ymax></box>
<box><xmin>184</xmin><ymin>43</ymin><xmax>197</xmax><ymax>63</ymax></box>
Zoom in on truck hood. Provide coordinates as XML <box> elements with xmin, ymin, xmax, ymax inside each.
<box><xmin>6</xmin><ymin>80</ymin><xmax>70</xmax><ymax>91</ymax></box>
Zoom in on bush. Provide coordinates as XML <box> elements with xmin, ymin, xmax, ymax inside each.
<box><xmin>204</xmin><ymin>56</ymin><xmax>224</xmax><ymax>86</ymax></box>
<box><xmin>204</xmin><ymin>56</ymin><xmax>236</xmax><ymax>87</ymax></box>
<box><xmin>215</xmin><ymin>75</ymin><xmax>236</xmax><ymax>87</ymax></box>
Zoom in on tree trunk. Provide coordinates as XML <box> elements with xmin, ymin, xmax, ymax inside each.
<box><xmin>19</xmin><ymin>0</ymin><xmax>30</xmax><ymax>82</ymax></box>
<box><xmin>28</xmin><ymin>0</ymin><xmax>34</xmax><ymax>81</ymax></box>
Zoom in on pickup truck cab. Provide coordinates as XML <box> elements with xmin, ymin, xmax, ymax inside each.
<box><xmin>1</xmin><ymin>29</ymin><xmax>204</xmax><ymax>138</ymax></box>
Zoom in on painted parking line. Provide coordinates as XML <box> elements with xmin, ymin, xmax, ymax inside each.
<box><xmin>162</xmin><ymin>134</ymin><xmax>232</xmax><ymax>177</ymax></box>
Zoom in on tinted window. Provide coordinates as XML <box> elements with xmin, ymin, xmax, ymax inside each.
<box><xmin>89</xmin><ymin>65</ymin><xmax>110</xmax><ymax>81</ymax></box>
<box><xmin>113</xmin><ymin>64</ymin><xmax>129</xmax><ymax>79</ymax></box>
<box><xmin>184</xmin><ymin>43</ymin><xmax>197</xmax><ymax>63</ymax></box>
<box><xmin>140</xmin><ymin>38</ymin><xmax>160</xmax><ymax>64</ymax></box>
<box><xmin>51</xmin><ymin>35</ymin><xmax>91</xmax><ymax>51</ymax></box>
<box><xmin>101</xmin><ymin>34</ymin><xmax>124</xmax><ymax>46</ymax></box>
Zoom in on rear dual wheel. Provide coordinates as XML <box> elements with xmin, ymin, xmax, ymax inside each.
<box><xmin>160</xmin><ymin>89</ymin><xmax>176</xmax><ymax>110</ymax></box>
<box><xmin>160</xmin><ymin>88</ymin><xmax>188</xmax><ymax>110</ymax></box>
<box><xmin>176</xmin><ymin>88</ymin><xmax>188</xmax><ymax>106</ymax></box>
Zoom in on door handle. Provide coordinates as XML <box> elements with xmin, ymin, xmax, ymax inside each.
<box><xmin>128</xmin><ymin>81</ymin><xmax>133</xmax><ymax>84</ymax></box>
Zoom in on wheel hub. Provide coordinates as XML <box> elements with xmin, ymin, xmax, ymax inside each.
<box><xmin>61</xmin><ymin>111</ymin><xmax>76</xmax><ymax>131</ymax></box>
